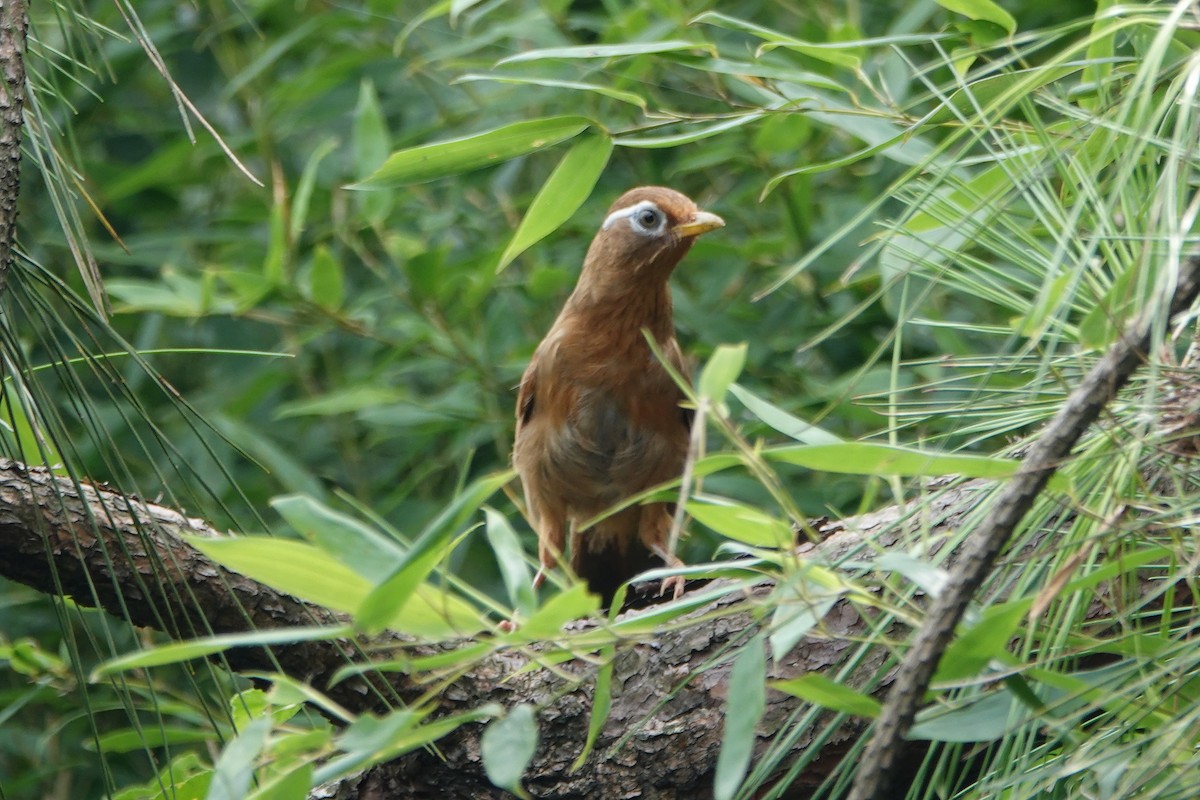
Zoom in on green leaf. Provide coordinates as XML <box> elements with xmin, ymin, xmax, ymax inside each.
<box><xmin>698</xmin><ymin>343</ymin><xmax>748</xmax><ymax>405</ymax></box>
<box><xmin>692</xmin><ymin>12</ymin><xmax>862</xmax><ymax>68</ymax></box>
<box><xmin>513</xmin><ymin>583</ymin><xmax>601</xmax><ymax>640</ymax></box>
<box><xmin>497</xmin><ymin>40</ymin><xmax>715</xmax><ymax>64</ymax></box>
<box><xmin>572</xmin><ymin>645</ymin><xmax>614</xmax><ymax>771</ymax></box>
<box><xmin>687</xmin><ymin>496</ymin><xmax>793</xmax><ymax>548</ymax></box>
<box><xmin>766</xmin><ymin>442</ymin><xmax>1071</xmax><ymax>491</ymax></box>
<box><xmin>247</xmin><ymin>763</ymin><xmax>313</xmax><ymax>800</ymax></box>
<box><xmin>772</xmin><ymin>674</ymin><xmax>882</xmax><ymax>718</ymax></box>
<box><xmin>388</xmin><ymin>583</ymin><xmax>486</xmax><ymax>639</ymax></box>
<box><xmin>769</xmin><ymin>587</ymin><xmax>841</xmax><ymax>661</ymax></box>
<box><xmin>188</xmin><ymin>536</ymin><xmax>372</xmax><ymax>612</ymax></box>
<box><xmin>356</xmin><ymin>472</ymin><xmax>509</xmax><ymax>632</ymax></box>
<box><xmin>271</xmin><ymin>495</ymin><xmax>404</xmax><ymax>583</ymax></box>
<box><xmin>615</xmin><ymin>114</ymin><xmax>765</xmax><ymax>149</ymax></box>
<box><xmin>934</xmin><ymin>0</ymin><xmax>1016</xmax><ymax>35</ymax></box>
<box><xmin>307</xmin><ymin>245</ymin><xmax>345</xmax><ymax>310</ymax></box>
<box><xmin>933</xmin><ymin>599</ymin><xmax>1027</xmax><ymax>683</ymax></box>
<box><xmin>497</xmin><ymin>133</ymin><xmax>613</xmax><ymax>271</ymax></box>
<box><xmin>316</xmin><ymin>706</ymin><xmax>499</xmax><ymax>784</ymax></box>
<box><xmin>92</xmin><ymin>626</ymin><xmax>349</xmax><ymax>679</ymax></box>
<box><xmin>353</xmin><ymin>79</ymin><xmax>393</xmax><ymax>223</ymax></box>
<box><xmin>351</xmin><ymin>116</ymin><xmax>592</xmax><ymax>189</ymax></box>
<box><xmin>729</xmin><ymin>384</ymin><xmax>842</xmax><ymax>444</ymax></box>
<box><xmin>291</xmin><ymin>137</ymin><xmax>337</xmax><ymax>241</ymax></box>
<box><xmin>908</xmin><ymin>687</ymin><xmax>1014</xmax><ymax>742</ymax></box>
<box><xmin>484</xmin><ymin>508</ymin><xmax>536</xmax><ymax>616</ymax></box>
<box><xmin>275</xmin><ymin>386</ymin><xmax>408</xmax><ymax>419</ymax></box>
<box><xmin>454</xmin><ymin>74</ymin><xmax>647</xmax><ymax>109</ymax></box>
<box><xmin>95</xmin><ymin>726</ymin><xmax>217</xmax><ymax>754</ymax></box>
<box><xmin>714</xmin><ymin>638</ymin><xmax>766</xmax><ymax>800</ymax></box>
<box><xmin>482</xmin><ymin>705</ymin><xmax>538</xmax><ymax>794</ymax></box>
<box><xmin>206</xmin><ymin>717</ymin><xmax>271</xmax><ymax>800</ymax></box>
<box><xmin>874</xmin><ymin>553</ymin><xmax>950</xmax><ymax>597</ymax></box>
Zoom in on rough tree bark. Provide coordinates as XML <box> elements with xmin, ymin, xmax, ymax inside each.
<box><xmin>0</xmin><ymin>0</ymin><xmax>27</xmax><ymax>292</ymax></box>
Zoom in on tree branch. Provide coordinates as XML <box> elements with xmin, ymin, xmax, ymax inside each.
<box><xmin>0</xmin><ymin>0</ymin><xmax>27</xmax><ymax>291</ymax></box>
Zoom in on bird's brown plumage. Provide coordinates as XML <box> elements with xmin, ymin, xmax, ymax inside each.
<box><xmin>513</xmin><ymin>186</ymin><xmax>724</xmax><ymax>605</ymax></box>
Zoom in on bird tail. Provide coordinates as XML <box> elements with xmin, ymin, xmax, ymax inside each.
<box><xmin>570</xmin><ymin>506</ymin><xmax>661</xmax><ymax>607</ymax></box>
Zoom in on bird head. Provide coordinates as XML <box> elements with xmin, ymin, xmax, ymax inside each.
<box><xmin>580</xmin><ymin>186</ymin><xmax>724</xmax><ymax>291</ymax></box>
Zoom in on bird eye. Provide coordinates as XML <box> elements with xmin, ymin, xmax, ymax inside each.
<box><xmin>633</xmin><ymin>207</ymin><xmax>661</xmax><ymax>231</ymax></box>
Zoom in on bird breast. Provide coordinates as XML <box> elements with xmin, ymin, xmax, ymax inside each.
<box><xmin>544</xmin><ymin>386</ymin><xmax>684</xmax><ymax>513</ymax></box>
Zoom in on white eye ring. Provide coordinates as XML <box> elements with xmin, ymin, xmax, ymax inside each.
<box><xmin>602</xmin><ymin>200</ymin><xmax>668</xmax><ymax>236</ymax></box>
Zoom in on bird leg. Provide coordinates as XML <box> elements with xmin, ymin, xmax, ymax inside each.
<box><xmin>533</xmin><ymin>514</ymin><xmax>566</xmax><ymax>590</ymax></box>
<box><xmin>650</xmin><ymin>545</ymin><xmax>686</xmax><ymax>599</ymax></box>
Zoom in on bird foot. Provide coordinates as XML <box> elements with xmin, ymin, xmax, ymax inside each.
<box><xmin>658</xmin><ymin>574</ymin><xmax>686</xmax><ymax>600</ymax></box>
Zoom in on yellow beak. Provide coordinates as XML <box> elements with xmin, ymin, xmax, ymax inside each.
<box><xmin>673</xmin><ymin>210</ymin><xmax>725</xmax><ymax>238</ymax></box>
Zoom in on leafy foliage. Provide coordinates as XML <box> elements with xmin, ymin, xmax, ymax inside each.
<box><xmin>2</xmin><ymin>1</ymin><xmax>1199</xmax><ymax>799</ymax></box>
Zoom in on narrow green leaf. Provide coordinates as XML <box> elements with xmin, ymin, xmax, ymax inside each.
<box><xmin>482</xmin><ymin>705</ymin><xmax>538</xmax><ymax>794</ymax></box>
<box><xmin>92</xmin><ymin>626</ymin><xmax>350</xmax><ymax>679</ymax></box>
<box><xmin>729</xmin><ymin>384</ymin><xmax>841</xmax><ymax>444</ymax></box>
<box><xmin>356</xmin><ymin>472</ymin><xmax>509</xmax><ymax>632</ymax></box>
<box><xmin>388</xmin><ymin>583</ymin><xmax>486</xmax><ymax>639</ymax></box>
<box><xmin>908</xmin><ymin>687</ymin><xmax>1014</xmax><ymax>742</ymax></box>
<box><xmin>307</xmin><ymin>245</ymin><xmax>345</xmax><ymax>310</ymax></box>
<box><xmin>874</xmin><ymin>553</ymin><xmax>950</xmax><ymax>597</ymax></box>
<box><xmin>189</xmin><ymin>536</ymin><xmax>372</xmax><ymax>612</ymax></box>
<box><xmin>933</xmin><ymin>600</ymin><xmax>1027</xmax><ymax>683</ymax></box>
<box><xmin>769</xmin><ymin>591</ymin><xmax>840</xmax><ymax>661</ymax></box>
<box><xmin>572</xmin><ymin>646</ymin><xmax>614</xmax><ymax>771</ymax></box>
<box><xmin>698</xmin><ymin>343</ymin><xmax>748</xmax><ymax>404</ymax></box>
<box><xmin>455</xmin><ymin>74</ymin><xmax>647</xmax><ymax>109</ymax></box>
<box><xmin>692</xmin><ymin>12</ymin><xmax>861</xmax><ymax>68</ymax></box>
<box><xmin>615</xmin><ymin>113</ymin><xmax>764</xmax><ymax>149</ymax></box>
<box><xmin>275</xmin><ymin>386</ymin><xmax>408</xmax><ymax>419</ymax></box>
<box><xmin>934</xmin><ymin>0</ymin><xmax>1017</xmax><ymax>35</ymax></box>
<box><xmin>497</xmin><ymin>133</ymin><xmax>613</xmax><ymax>271</ymax></box>
<box><xmin>353</xmin><ymin>79</ymin><xmax>393</xmax><ymax>224</ymax></box>
<box><xmin>271</xmin><ymin>495</ymin><xmax>404</xmax><ymax>583</ymax></box>
<box><xmin>513</xmin><ymin>583</ymin><xmax>600</xmax><ymax>640</ymax></box>
<box><xmin>767</xmin><ymin>442</ymin><xmax>1071</xmax><ymax>491</ymax></box>
<box><xmin>497</xmin><ymin>41</ymin><xmax>715</xmax><ymax>65</ymax></box>
<box><xmin>714</xmin><ymin>638</ymin><xmax>766</xmax><ymax>800</ymax></box>
<box><xmin>247</xmin><ymin>763</ymin><xmax>313</xmax><ymax>800</ymax></box>
<box><xmin>263</xmin><ymin>201</ymin><xmax>288</xmax><ymax>285</ymax></box>
<box><xmin>926</xmin><ymin>66</ymin><xmax>1080</xmax><ymax>124</ymax></box>
<box><xmin>687</xmin><ymin>496</ymin><xmax>792</xmax><ymax>548</ymax></box>
<box><xmin>351</xmin><ymin>116</ymin><xmax>592</xmax><ymax>189</ymax></box>
<box><xmin>316</xmin><ymin>706</ymin><xmax>499</xmax><ymax>784</ymax></box>
<box><xmin>772</xmin><ymin>675</ymin><xmax>882</xmax><ymax>718</ymax></box>
<box><xmin>206</xmin><ymin>718</ymin><xmax>271</xmax><ymax>800</ymax></box>
<box><xmin>484</xmin><ymin>508</ymin><xmax>536</xmax><ymax>616</ymax></box>
<box><xmin>290</xmin><ymin>136</ymin><xmax>337</xmax><ymax>241</ymax></box>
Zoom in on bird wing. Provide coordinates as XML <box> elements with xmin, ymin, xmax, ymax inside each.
<box><xmin>515</xmin><ymin>355</ymin><xmax>537</xmax><ymax>430</ymax></box>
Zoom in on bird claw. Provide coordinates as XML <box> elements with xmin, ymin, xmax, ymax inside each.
<box><xmin>532</xmin><ymin>566</ymin><xmax>547</xmax><ymax>590</ymax></box>
<box><xmin>658</xmin><ymin>574</ymin><xmax>686</xmax><ymax>600</ymax></box>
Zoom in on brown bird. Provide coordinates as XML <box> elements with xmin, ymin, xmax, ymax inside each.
<box><xmin>513</xmin><ymin>186</ymin><xmax>724</xmax><ymax>605</ymax></box>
